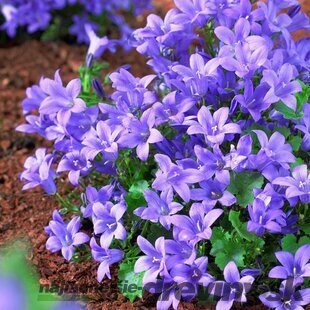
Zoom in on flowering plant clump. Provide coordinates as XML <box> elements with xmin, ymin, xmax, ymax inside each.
<box><xmin>0</xmin><ymin>0</ymin><xmax>152</xmax><ymax>48</ymax></box>
<box><xmin>18</xmin><ymin>0</ymin><xmax>310</xmax><ymax>309</ymax></box>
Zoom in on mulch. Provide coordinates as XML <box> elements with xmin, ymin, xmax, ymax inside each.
<box><xmin>0</xmin><ymin>1</ymin><xmax>309</xmax><ymax>309</ymax></box>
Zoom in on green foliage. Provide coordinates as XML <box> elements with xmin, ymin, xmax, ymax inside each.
<box><xmin>275</xmin><ymin>101</ymin><xmax>304</xmax><ymax>120</ymax></box>
<box><xmin>288</xmin><ymin>135</ymin><xmax>302</xmax><ymax>152</ymax></box>
<box><xmin>146</xmin><ymin>223</ymin><xmax>173</xmax><ymax>244</ymax></box>
<box><xmin>71</xmin><ymin>244</ymin><xmax>92</xmax><ymax>263</ymax></box>
<box><xmin>281</xmin><ymin>234</ymin><xmax>310</xmax><ymax>253</ymax></box>
<box><xmin>300</xmin><ymin>223</ymin><xmax>310</xmax><ymax>234</ymax></box>
<box><xmin>118</xmin><ymin>260</ymin><xmax>144</xmax><ymax>302</ymax></box>
<box><xmin>55</xmin><ymin>193</ymin><xmax>81</xmax><ymax>215</ymax></box>
<box><xmin>228</xmin><ymin>172</ymin><xmax>264</xmax><ymax>207</ymax></box>
<box><xmin>228</xmin><ymin>211</ymin><xmax>265</xmax><ymax>264</ymax></box>
<box><xmin>210</xmin><ymin>211</ymin><xmax>266</xmax><ymax>270</ymax></box>
<box><xmin>274</xmin><ymin>80</ymin><xmax>310</xmax><ymax>120</ymax></box>
<box><xmin>291</xmin><ymin>157</ymin><xmax>304</xmax><ymax>168</ymax></box>
<box><xmin>210</xmin><ymin>227</ymin><xmax>246</xmax><ymax>270</ymax></box>
<box><xmin>229</xmin><ymin>210</ymin><xmax>256</xmax><ymax>242</ymax></box>
<box><xmin>125</xmin><ymin>180</ymin><xmax>149</xmax><ymax>213</ymax></box>
<box><xmin>275</xmin><ymin>127</ymin><xmax>291</xmax><ymax>139</ymax></box>
<box><xmin>79</xmin><ymin>62</ymin><xmax>109</xmax><ymax>105</ymax></box>
<box><xmin>296</xmin><ymin>80</ymin><xmax>310</xmax><ymax>111</ymax></box>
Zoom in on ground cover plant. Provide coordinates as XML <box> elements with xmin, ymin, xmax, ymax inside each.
<box><xmin>0</xmin><ymin>0</ymin><xmax>152</xmax><ymax>48</ymax></box>
<box><xmin>17</xmin><ymin>0</ymin><xmax>310</xmax><ymax>309</ymax></box>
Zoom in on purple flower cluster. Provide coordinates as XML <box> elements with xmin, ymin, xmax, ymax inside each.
<box><xmin>0</xmin><ymin>0</ymin><xmax>152</xmax><ymax>48</ymax></box>
<box><xmin>17</xmin><ymin>0</ymin><xmax>309</xmax><ymax>308</ymax></box>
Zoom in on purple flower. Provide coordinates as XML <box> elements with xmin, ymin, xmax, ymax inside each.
<box><xmin>219</xmin><ymin>40</ymin><xmax>269</xmax><ymax>78</ymax></box>
<box><xmin>190</xmin><ymin>174</ymin><xmax>236</xmax><ymax>207</ymax></box>
<box><xmin>20</xmin><ymin>148</ymin><xmax>56</xmax><ymax>195</ymax></box>
<box><xmin>165</xmin><ymin>239</ymin><xmax>196</xmax><ymax>267</ymax></box>
<box><xmin>44</xmin><ymin>210</ymin><xmax>65</xmax><ymax>235</ymax></box>
<box><xmin>117</xmin><ymin>109</ymin><xmax>164</xmax><ymax>161</ymax></box>
<box><xmin>171</xmin><ymin>53</ymin><xmax>219</xmax><ymax>97</ymax></box>
<box><xmin>259</xmin><ymin>280</ymin><xmax>310</xmax><ymax>310</ymax></box>
<box><xmin>39</xmin><ymin>72</ymin><xmax>86</xmax><ymax>115</ymax></box>
<box><xmin>253</xmin><ymin>130</ymin><xmax>295</xmax><ymax>170</ymax></box>
<box><xmin>170</xmin><ymin>257</ymin><xmax>214</xmax><ymax>299</ymax></box>
<box><xmin>187</xmin><ymin>107</ymin><xmax>241</xmax><ymax>145</ymax></box>
<box><xmin>253</xmin><ymin>183</ymin><xmax>284</xmax><ymax>210</ymax></box>
<box><xmin>85</xmin><ymin>24</ymin><xmax>116</xmax><ymax>60</ymax></box>
<box><xmin>247</xmin><ymin>198</ymin><xmax>286</xmax><ymax>236</ymax></box>
<box><xmin>46</xmin><ymin>216</ymin><xmax>89</xmax><ymax>261</ymax></box>
<box><xmin>134</xmin><ymin>189</ymin><xmax>183</xmax><ymax>229</ymax></box>
<box><xmin>194</xmin><ymin>144</ymin><xmax>228</xmax><ymax>180</ymax></box>
<box><xmin>134</xmin><ymin>236</ymin><xmax>167</xmax><ymax>285</ymax></box>
<box><xmin>273</xmin><ymin>165</ymin><xmax>310</xmax><ymax>203</ymax></box>
<box><xmin>226</xmin><ymin>134</ymin><xmax>253</xmax><ymax>171</ymax></box>
<box><xmin>57</xmin><ymin>149</ymin><xmax>92</xmax><ymax>186</ymax></box>
<box><xmin>81</xmin><ymin>185</ymin><xmax>114</xmax><ymax>218</ymax></box>
<box><xmin>1</xmin><ymin>4</ymin><xmax>18</xmax><ymax>37</ymax></box>
<box><xmin>209</xmin><ymin>261</ymin><xmax>254</xmax><ymax>310</ymax></box>
<box><xmin>82</xmin><ymin>121</ymin><xmax>121</xmax><ymax>160</ymax></box>
<box><xmin>222</xmin><ymin>0</ymin><xmax>264</xmax><ymax>32</ymax></box>
<box><xmin>153</xmin><ymin>92</ymin><xmax>196</xmax><ymax>125</ymax></box>
<box><xmin>215</xmin><ymin>18</ymin><xmax>255</xmax><ymax>47</ymax></box>
<box><xmin>90</xmin><ymin>237</ymin><xmax>123</xmax><ymax>281</ymax></box>
<box><xmin>109</xmin><ymin>68</ymin><xmax>156</xmax><ymax>94</ymax></box>
<box><xmin>173</xmin><ymin>0</ymin><xmax>212</xmax><ymax>26</ymax></box>
<box><xmin>172</xmin><ymin>203</ymin><xmax>223</xmax><ymax>245</ymax></box>
<box><xmin>152</xmin><ymin>154</ymin><xmax>204</xmax><ymax>202</ymax></box>
<box><xmin>93</xmin><ymin>200</ymin><xmax>127</xmax><ymax>248</ymax></box>
<box><xmin>262</xmin><ymin>64</ymin><xmax>301</xmax><ymax>110</ymax></box>
<box><xmin>234</xmin><ymin>80</ymin><xmax>270</xmax><ymax>121</ymax></box>
<box><xmin>22</xmin><ymin>80</ymin><xmax>47</xmax><ymax>113</ymax></box>
<box><xmin>269</xmin><ymin>244</ymin><xmax>310</xmax><ymax>285</ymax></box>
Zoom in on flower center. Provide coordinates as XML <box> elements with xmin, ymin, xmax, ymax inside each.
<box><xmin>210</xmin><ymin>191</ymin><xmax>222</xmax><ymax>200</ymax></box>
<box><xmin>106</xmin><ymin>222</ymin><xmax>117</xmax><ymax>230</ymax></box>
<box><xmin>211</xmin><ymin>125</ymin><xmax>218</xmax><ymax>133</ymax></box>
<box><xmin>299</xmin><ymin>181</ymin><xmax>306</xmax><ymax>190</ymax></box>
<box><xmin>192</xmin><ymin>269</ymin><xmax>201</xmax><ymax>279</ymax></box>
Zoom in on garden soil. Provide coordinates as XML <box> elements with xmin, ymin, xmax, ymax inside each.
<box><xmin>0</xmin><ymin>1</ymin><xmax>308</xmax><ymax>309</ymax></box>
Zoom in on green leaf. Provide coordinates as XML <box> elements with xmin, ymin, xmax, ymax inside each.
<box><xmin>229</xmin><ymin>210</ymin><xmax>255</xmax><ymax>241</ymax></box>
<box><xmin>300</xmin><ymin>224</ymin><xmax>310</xmax><ymax>235</ymax></box>
<box><xmin>291</xmin><ymin>157</ymin><xmax>304</xmax><ymax>169</ymax></box>
<box><xmin>275</xmin><ymin>101</ymin><xmax>303</xmax><ymax>120</ymax></box>
<box><xmin>228</xmin><ymin>172</ymin><xmax>264</xmax><ymax>207</ymax></box>
<box><xmin>118</xmin><ymin>260</ymin><xmax>144</xmax><ymax>302</ymax></box>
<box><xmin>125</xmin><ymin>180</ymin><xmax>149</xmax><ymax>213</ymax></box>
<box><xmin>288</xmin><ymin>136</ymin><xmax>302</xmax><ymax>152</ymax></box>
<box><xmin>146</xmin><ymin>223</ymin><xmax>173</xmax><ymax>244</ymax></box>
<box><xmin>295</xmin><ymin>80</ymin><xmax>310</xmax><ymax>111</ymax></box>
<box><xmin>275</xmin><ymin>127</ymin><xmax>291</xmax><ymax>139</ymax></box>
<box><xmin>281</xmin><ymin>235</ymin><xmax>310</xmax><ymax>253</ymax></box>
<box><xmin>228</xmin><ymin>211</ymin><xmax>265</xmax><ymax>264</ymax></box>
<box><xmin>281</xmin><ymin>235</ymin><xmax>298</xmax><ymax>253</ymax></box>
<box><xmin>210</xmin><ymin>227</ymin><xmax>246</xmax><ymax>270</ymax></box>
<box><xmin>299</xmin><ymin>236</ymin><xmax>310</xmax><ymax>247</ymax></box>
<box><xmin>129</xmin><ymin>180</ymin><xmax>149</xmax><ymax>199</ymax></box>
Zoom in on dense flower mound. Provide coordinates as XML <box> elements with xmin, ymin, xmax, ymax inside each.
<box><xmin>0</xmin><ymin>0</ymin><xmax>152</xmax><ymax>47</ymax></box>
<box><xmin>17</xmin><ymin>0</ymin><xmax>310</xmax><ymax>309</ymax></box>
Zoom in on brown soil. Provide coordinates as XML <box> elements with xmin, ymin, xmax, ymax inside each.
<box><xmin>0</xmin><ymin>1</ymin><xmax>308</xmax><ymax>310</ymax></box>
